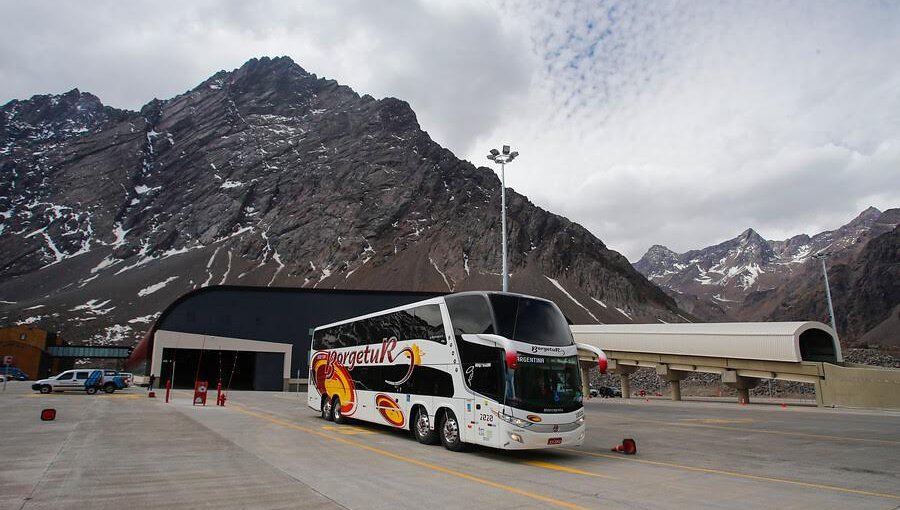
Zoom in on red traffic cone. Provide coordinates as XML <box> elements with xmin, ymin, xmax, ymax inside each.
<box><xmin>148</xmin><ymin>391</ymin><xmax>156</xmax><ymax>398</ymax></box>
<box><xmin>41</xmin><ymin>409</ymin><xmax>56</xmax><ymax>421</ymax></box>
<box><xmin>781</xmin><ymin>402</ymin><xmax>786</xmax><ymax>409</ymax></box>
<box><xmin>611</xmin><ymin>438</ymin><xmax>637</xmax><ymax>455</ymax></box>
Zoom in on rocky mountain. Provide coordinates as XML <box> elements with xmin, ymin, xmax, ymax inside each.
<box><xmin>0</xmin><ymin>56</ymin><xmax>685</xmax><ymax>347</ymax></box>
<box><xmin>634</xmin><ymin>208</ymin><xmax>900</xmax><ymax>344</ymax></box>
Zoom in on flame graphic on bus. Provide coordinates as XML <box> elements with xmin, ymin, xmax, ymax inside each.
<box><xmin>311</xmin><ymin>352</ymin><xmax>357</xmax><ymax>415</ymax></box>
<box><xmin>384</xmin><ymin>344</ymin><xmax>422</xmax><ymax>386</ymax></box>
<box><xmin>375</xmin><ymin>393</ymin><xmax>405</xmax><ymax>427</ymax></box>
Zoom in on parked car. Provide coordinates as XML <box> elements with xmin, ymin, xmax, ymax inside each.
<box><xmin>590</xmin><ymin>386</ymin><xmax>622</xmax><ymax>398</ymax></box>
<box><xmin>117</xmin><ymin>372</ymin><xmax>134</xmax><ymax>387</ymax></box>
<box><xmin>32</xmin><ymin>369</ymin><xmax>127</xmax><ymax>395</ymax></box>
<box><xmin>0</xmin><ymin>367</ymin><xmax>30</xmax><ymax>381</ymax></box>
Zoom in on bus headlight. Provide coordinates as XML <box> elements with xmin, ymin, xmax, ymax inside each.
<box><xmin>493</xmin><ymin>410</ymin><xmax>533</xmax><ymax>428</ymax></box>
<box><xmin>509</xmin><ymin>432</ymin><xmax>524</xmax><ymax>443</ymax></box>
<box><xmin>576</xmin><ymin>417</ymin><xmax>585</xmax><ymax>426</ymax></box>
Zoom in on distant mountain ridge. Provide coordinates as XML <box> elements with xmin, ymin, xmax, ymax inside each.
<box><xmin>1</xmin><ymin>56</ymin><xmax>685</xmax><ymax>346</ymax></box>
<box><xmin>634</xmin><ymin>207</ymin><xmax>900</xmax><ymax>345</ymax></box>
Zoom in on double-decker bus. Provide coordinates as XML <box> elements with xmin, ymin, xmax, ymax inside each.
<box><xmin>307</xmin><ymin>291</ymin><xmax>607</xmax><ymax>451</ymax></box>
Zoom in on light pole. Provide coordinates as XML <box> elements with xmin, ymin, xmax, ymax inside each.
<box><xmin>813</xmin><ymin>252</ymin><xmax>840</xmax><ymax>343</ymax></box>
<box><xmin>487</xmin><ymin>145</ymin><xmax>519</xmax><ymax>293</ymax></box>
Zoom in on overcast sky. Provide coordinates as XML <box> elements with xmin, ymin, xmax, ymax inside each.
<box><xmin>2</xmin><ymin>0</ymin><xmax>898</xmax><ymax>260</ymax></box>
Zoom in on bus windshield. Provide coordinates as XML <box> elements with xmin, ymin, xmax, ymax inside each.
<box><xmin>489</xmin><ymin>294</ymin><xmax>574</xmax><ymax>347</ymax></box>
<box><xmin>506</xmin><ymin>354</ymin><xmax>582</xmax><ymax>413</ymax></box>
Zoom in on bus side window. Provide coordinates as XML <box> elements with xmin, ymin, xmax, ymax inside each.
<box><xmin>445</xmin><ymin>295</ymin><xmax>494</xmax><ymax>335</ymax></box>
<box><xmin>414</xmin><ymin>305</ymin><xmax>445</xmax><ymax>343</ymax></box>
<box><xmin>457</xmin><ymin>339</ymin><xmax>504</xmax><ymax>402</ymax></box>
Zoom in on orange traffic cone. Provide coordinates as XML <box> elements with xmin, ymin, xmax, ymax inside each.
<box><xmin>611</xmin><ymin>438</ymin><xmax>637</xmax><ymax>455</ymax></box>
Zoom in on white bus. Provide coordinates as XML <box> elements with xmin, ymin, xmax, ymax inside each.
<box><xmin>307</xmin><ymin>291</ymin><xmax>608</xmax><ymax>451</ymax></box>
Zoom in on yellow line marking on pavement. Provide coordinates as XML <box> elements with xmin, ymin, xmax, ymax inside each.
<box><xmin>680</xmin><ymin>418</ymin><xmax>754</xmax><ymax>425</ymax></box>
<box><xmin>230</xmin><ymin>404</ymin><xmax>593</xmax><ymax>510</ymax></box>
<box><xmin>321</xmin><ymin>425</ymin><xmax>376</xmax><ymax>435</ymax></box>
<box><xmin>25</xmin><ymin>393</ymin><xmax>140</xmax><ymax>399</ymax></box>
<box><xmin>562</xmin><ymin>448</ymin><xmax>900</xmax><ymax>501</ymax></box>
<box><xmin>524</xmin><ymin>460</ymin><xmax>614</xmax><ymax>479</ymax></box>
<box><xmin>629</xmin><ymin>416</ymin><xmax>900</xmax><ymax>446</ymax></box>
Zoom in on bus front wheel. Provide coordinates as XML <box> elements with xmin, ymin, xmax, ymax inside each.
<box><xmin>413</xmin><ymin>407</ymin><xmax>438</xmax><ymax>445</ymax></box>
<box><xmin>439</xmin><ymin>410</ymin><xmax>466</xmax><ymax>452</ymax></box>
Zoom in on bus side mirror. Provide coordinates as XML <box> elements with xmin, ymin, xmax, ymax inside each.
<box><xmin>505</xmin><ymin>350</ymin><xmax>518</xmax><ymax>369</ymax></box>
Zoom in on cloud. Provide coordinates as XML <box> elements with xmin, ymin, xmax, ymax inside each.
<box><xmin>469</xmin><ymin>0</ymin><xmax>900</xmax><ymax>259</ymax></box>
<box><xmin>2</xmin><ymin>0</ymin><xmax>898</xmax><ymax>261</ymax></box>
<box><xmin>0</xmin><ymin>0</ymin><xmax>532</xmax><ymax>156</ymax></box>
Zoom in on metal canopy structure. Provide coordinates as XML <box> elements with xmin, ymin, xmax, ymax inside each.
<box><xmin>46</xmin><ymin>345</ymin><xmax>133</xmax><ymax>359</ymax></box>
<box><xmin>572</xmin><ymin>321</ymin><xmax>843</xmax><ymax>405</ymax></box>
<box><xmin>572</xmin><ymin>321</ymin><xmax>842</xmax><ymax>364</ymax></box>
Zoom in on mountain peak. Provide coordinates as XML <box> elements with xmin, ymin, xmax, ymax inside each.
<box><xmin>847</xmin><ymin>206</ymin><xmax>882</xmax><ymax>228</ymax></box>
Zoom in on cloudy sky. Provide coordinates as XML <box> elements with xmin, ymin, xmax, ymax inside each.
<box><xmin>2</xmin><ymin>0</ymin><xmax>898</xmax><ymax>260</ymax></box>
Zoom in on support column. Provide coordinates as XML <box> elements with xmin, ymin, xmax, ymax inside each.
<box><xmin>656</xmin><ymin>365</ymin><xmax>689</xmax><ymax>401</ymax></box>
<box><xmin>614</xmin><ymin>364</ymin><xmax>638</xmax><ymax>399</ymax></box>
<box><xmin>722</xmin><ymin>370</ymin><xmax>760</xmax><ymax>404</ymax></box>
<box><xmin>579</xmin><ymin>361</ymin><xmax>592</xmax><ymax>399</ymax></box>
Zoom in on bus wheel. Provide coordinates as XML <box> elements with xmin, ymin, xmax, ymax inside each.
<box><xmin>322</xmin><ymin>395</ymin><xmax>334</xmax><ymax>421</ymax></box>
<box><xmin>332</xmin><ymin>396</ymin><xmax>349</xmax><ymax>424</ymax></box>
<box><xmin>439</xmin><ymin>410</ymin><xmax>466</xmax><ymax>452</ymax></box>
<box><xmin>412</xmin><ymin>407</ymin><xmax>438</xmax><ymax>445</ymax></box>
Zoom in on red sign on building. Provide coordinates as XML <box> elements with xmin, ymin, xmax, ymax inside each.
<box><xmin>193</xmin><ymin>380</ymin><xmax>208</xmax><ymax>406</ymax></box>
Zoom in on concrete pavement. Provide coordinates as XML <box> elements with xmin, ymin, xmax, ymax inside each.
<box><xmin>2</xmin><ymin>381</ymin><xmax>899</xmax><ymax>509</ymax></box>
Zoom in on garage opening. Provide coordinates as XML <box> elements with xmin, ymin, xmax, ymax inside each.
<box><xmin>159</xmin><ymin>348</ymin><xmax>284</xmax><ymax>390</ymax></box>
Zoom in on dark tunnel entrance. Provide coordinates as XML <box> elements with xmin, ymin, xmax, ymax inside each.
<box><xmin>798</xmin><ymin>328</ymin><xmax>838</xmax><ymax>363</ymax></box>
<box><xmin>159</xmin><ymin>348</ymin><xmax>283</xmax><ymax>390</ymax></box>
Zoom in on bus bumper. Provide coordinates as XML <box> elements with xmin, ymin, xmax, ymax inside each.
<box><xmin>500</xmin><ymin>423</ymin><xmax>586</xmax><ymax>450</ymax></box>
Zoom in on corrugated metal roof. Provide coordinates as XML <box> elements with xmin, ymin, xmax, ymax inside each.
<box><xmin>571</xmin><ymin>321</ymin><xmax>840</xmax><ymax>363</ymax></box>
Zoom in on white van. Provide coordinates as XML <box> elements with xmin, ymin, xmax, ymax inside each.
<box><xmin>32</xmin><ymin>369</ymin><xmax>123</xmax><ymax>394</ymax></box>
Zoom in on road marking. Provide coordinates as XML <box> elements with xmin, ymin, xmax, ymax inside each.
<box><xmin>561</xmin><ymin>448</ymin><xmax>900</xmax><ymax>501</ymax></box>
<box><xmin>25</xmin><ymin>393</ymin><xmax>141</xmax><ymax>399</ymax></box>
<box><xmin>679</xmin><ymin>418</ymin><xmax>754</xmax><ymax>425</ymax></box>
<box><xmin>230</xmin><ymin>404</ymin><xmax>594</xmax><ymax>510</ymax></box>
<box><xmin>623</xmin><ymin>416</ymin><xmax>900</xmax><ymax>446</ymax></box>
<box><xmin>524</xmin><ymin>460</ymin><xmax>614</xmax><ymax>479</ymax></box>
<box><xmin>321</xmin><ymin>425</ymin><xmax>376</xmax><ymax>435</ymax></box>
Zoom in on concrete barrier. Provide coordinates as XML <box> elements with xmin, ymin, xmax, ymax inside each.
<box><xmin>820</xmin><ymin>363</ymin><xmax>900</xmax><ymax>409</ymax></box>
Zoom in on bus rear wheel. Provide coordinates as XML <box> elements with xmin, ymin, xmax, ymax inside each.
<box><xmin>321</xmin><ymin>395</ymin><xmax>334</xmax><ymax>421</ymax></box>
<box><xmin>439</xmin><ymin>410</ymin><xmax>466</xmax><ymax>452</ymax></box>
<box><xmin>332</xmin><ymin>396</ymin><xmax>349</xmax><ymax>425</ymax></box>
<box><xmin>412</xmin><ymin>407</ymin><xmax>438</xmax><ymax>445</ymax></box>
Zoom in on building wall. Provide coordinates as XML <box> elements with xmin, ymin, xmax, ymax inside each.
<box><xmin>0</xmin><ymin>326</ymin><xmax>70</xmax><ymax>379</ymax></box>
<box><xmin>146</xmin><ymin>287</ymin><xmax>442</xmax><ymax>379</ymax></box>
<box><xmin>0</xmin><ymin>326</ymin><xmax>48</xmax><ymax>379</ymax></box>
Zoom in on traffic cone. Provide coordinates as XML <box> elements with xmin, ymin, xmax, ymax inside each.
<box><xmin>40</xmin><ymin>409</ymin><xmax>56</xmax><ymax>421</ymax></box>
<box><xmin>611</xmin><ymin>438</ymin><xmax>637</xmax><ymax>455</ymax></box>
<box><xmin>781</xmin><ymin>402</ymin><xmax>786</xmax><ymax>409</ymax></box>
<box><xmin>148</xmin><ymin>391</ymin><xmax>156</xmax><ymax>398</ymax></box>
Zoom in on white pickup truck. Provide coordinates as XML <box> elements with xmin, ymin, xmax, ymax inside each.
<box><xmin>32</xmin><ymin>369</ymin><xmax>127</xmax><ymax>395</ymax></box>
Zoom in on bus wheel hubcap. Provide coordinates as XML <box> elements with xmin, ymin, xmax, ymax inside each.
<box><xmin>417</xmin><ymin>412</ymin><xmax>429</xmax><ymax>435</ymax></box>
<box><xmin>444</xmin><ymin>417</ymin><xmax>458</xmax><ymax>443</ymax></box>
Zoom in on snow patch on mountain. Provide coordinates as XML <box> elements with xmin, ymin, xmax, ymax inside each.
<box><xmin>138</xmin><ymin>276</ymin><xmax>179</xmax><ymax>297</ymax></box>
<box><xmin>545</xmin><ymin>276</ymin><xmax>600</xmax><ymax>323</ymax></box>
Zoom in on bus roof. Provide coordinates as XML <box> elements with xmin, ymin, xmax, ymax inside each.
<box><xmin>312</xmin><ymin>291</ymin><xmax>557</xmax><ymax>332</ymax></box>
